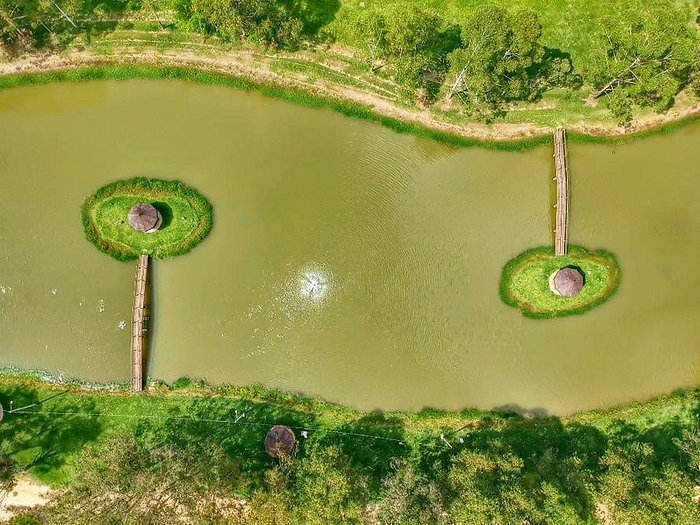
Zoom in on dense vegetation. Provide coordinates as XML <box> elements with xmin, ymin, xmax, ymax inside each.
<box><xmin>500</xmin><ymin>246</ymin><xmax>621</xmax><ymax>319</ymax></box>
<box><xmin>0</xmin><ymin>376</ymin><xmax>699</xmax><ymax>523</ymax></box>
<box><xmin>1</xmin><ymin>0</ymin><xmax>699</xmax><ymax>125</ymax></box>
<box><xmin>81</xmin><ymin>177</ymin><xmax>213</xmax><ymax>261</ymax></box>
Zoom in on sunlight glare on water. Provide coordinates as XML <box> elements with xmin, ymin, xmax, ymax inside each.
<box><xmin>0</xmin><ymin>80</ymin><xmax>698</xmax><ymax>415</ymax></box>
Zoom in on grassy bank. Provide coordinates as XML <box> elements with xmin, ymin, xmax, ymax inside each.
<box><xmin>0</xmin><ymin>374</ymin><xmax>699</xmax><ymax>523</ymax></box>
<box><xmin>500</xmin><ymin>246</ymin><xmax>621</xmax><ymax>319</ymax></box>
<box><xmin>2</xmin><ymin>0</ymin><xmax>700</xmax><ymax>150</ymax></box>
<box><xmin>1</xmin><ymin>59</ymin><xmax>699</xmax><ymax>152</ymax></box>
<box><xmin>81</xmin><ymin>177</ymin><xmax>213</xmax><ymax>261</ymax></box>
<box><xmin>0</xmin><ymin>63</ymin><xmax>553</xmax><ymax>151</ymax></box>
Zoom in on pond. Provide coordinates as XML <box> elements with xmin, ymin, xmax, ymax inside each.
<box><xmin>0</xmin><ymin>80</ymin><xmax>698</xmax><ymax>415</ymax></box>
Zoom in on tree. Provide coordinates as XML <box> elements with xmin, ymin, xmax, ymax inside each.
<box><xmin>47</xmin><ymin>433</ymin><xmax>244</xmax><ymax>524</ymax></box>
<box><xmin>690</xmin><ymin>50</ymin><xmax>700</xmax><ymax>99</ymax></box>
<box><xmin>606</xmin><ymin>89</ymin><xmax>633</xmax><ymax>126</ymax></box>
<box><xmin>352</xmin><ymin>3</ymin><xmax>456</xmax><ymax>94</ymax></box>
<box><xmin>446</xmin><ymin>4</ymin><xmax>550</xmax><ymax>120</ymax></box>
<box><xmin>292</xmin><ymin>445</ymin><xmax>368</xmax><ymax>525</ymax></box>
<box><xmin>376</xmin><ymin>459</ymin><xmax>449</xmax><ymax>525</ymax></box>
<box><xmin>186</xmin><ymin>0</ymin><xmax>303</xmax><ymax>48</ymax></box>
<box><xmin>0</xmin><ymin>0</ymin><xmax>94</xmax><ymax>52</ymax></box>
<box><xmin>245</xmin><ymin>467</ymin><xmax>295</xmax><ymax>525</ymax></box>
<box><xmin>246</xmin><ymin>445</ymin><xmax>369</xmax><ymax>525</ymax></box>
<box><xmin>597</xmin><ymin>443</ymin><xmax>700</xmax><ymax>524</ymax></box>
<box><xmin>8</xmin><ymin>512</ymin><xmax>44</xmax><ymax>525</ymax></box>
<box><xmin>587</xmin><ymin>0</ymin><xmax>698</xmax><ymax>113</ymax></box>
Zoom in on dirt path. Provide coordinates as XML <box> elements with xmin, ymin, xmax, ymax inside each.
<box><xmin>0</xmin><ymin>475</ymin><xmax>53</xmax><ymax>521</ymax></box>
<box><xmin>1</xmin><ymin>47</ymin><xmax>699</xmax><ymax>143</ymax></box>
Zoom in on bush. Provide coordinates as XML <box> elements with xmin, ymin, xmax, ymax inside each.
<box><xmin>8</xmin><ymin>513</ymin><xmax>44</xmax><ymax>525</ymax></box>
<box><xmin>606</xmin><ymin>90</ymin><xmax>633</xmax><ymax>126</ymax></box>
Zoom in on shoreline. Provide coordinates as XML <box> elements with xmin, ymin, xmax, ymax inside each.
<box><xmin>1</xmin><ymin>372</ymin><xmax>697</xmax><ymax>522</ymax></box>
<box><xmin>0</xmin><ymin>366</ymin><xmax>695</xmax><ymax>424</ymax></box>
<box><xmin>0</xmin><ymin>48</ymin><xmax>699</xmax><ymax>148</ymax></box>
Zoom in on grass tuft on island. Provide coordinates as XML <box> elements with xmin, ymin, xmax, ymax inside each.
<box><xmin>81</xmin><ymin>177</ymin><xmax>213</xmax><ymax>261</ymax></box>
<box><xmin>500</xmin><ymin>245</ymin><xmax>620</xmax><ymax>319</ymax></box>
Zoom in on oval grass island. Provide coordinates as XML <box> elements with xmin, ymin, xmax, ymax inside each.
<box><xmin>81</xmin><ymin>178</ymin><xmax>213</xmax><ymax>261</ymax></box>
<box><xmin>500</xmin><ymin>246</ymin><xmax>621</xmax><ymax>319</ymax></box>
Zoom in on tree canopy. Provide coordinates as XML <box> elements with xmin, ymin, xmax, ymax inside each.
<box><xmin>172</xmin><ymin>0</ymin><xmax>304</xmax><ymax>48</ymax></box>
<box><xmin>352</xmin><ymin>2</ymin><xmax>458</xmax><ymax>95</ymax></box>
<box><xmin>587</xmin><ymin>0</ymin><xmax>698</xmax><ymax>122</ymax></box>
<box><xmin>446</xmin><ymin>4</ymin><xmax>558</xmax><ymax>120</ymax></box>
<box><xmin>1</xmin><ymin>0</ymin><xmax>700</xmax><ymax>127</ymax></box>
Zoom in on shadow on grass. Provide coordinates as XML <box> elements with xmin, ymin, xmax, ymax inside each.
<box><xmin>417</xmin><ymin>396</ymin><xmax>700</xmax><ymax>522</ymax></box>
<box><xmin>152</xmin><ymin>201</ymin><xmax>173</xmax><ymax>229</ymax></box>
<box><xmin>287</xmin><ymin>0</ymin><xmax>341</xmax><ymax>38</ymax></box>
<box><xmin>132</xmin><ymin>396</ymin><xmax>319</xmax><ymax>488</ymax></box>
<box><xmin>311</xmin><ymin>409</ymin><xmax>409</xmax><ymax>492</ymax></box>
<box><xmin>0</xmin><ymin>386</ymin><xmax>102</xmax><ymax>478</ymax></box>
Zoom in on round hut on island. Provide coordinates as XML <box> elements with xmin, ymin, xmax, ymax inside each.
<box><xmin>128</xmin><ymin>203</ymin><xmax>162</xmax><ymax>234</ymax></box>
<box><xmin>549</xmin><ymin>267</ymin><xmax>585</xmax><ymax>297</ymax></box>
<box><xmin>264</xmin><ymin>425</ymin><xmax>296</xmax><ymax>458</ymax></box>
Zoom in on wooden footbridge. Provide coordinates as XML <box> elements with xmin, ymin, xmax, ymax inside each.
<box><xmin>131</xmin><ymin>254</ymin><xmax>149</xmax><ymax>392</ymax></box>
<box><xmin>125</xmin><ymin>133</ymin><xmax>571</xmax><ymax>392</ymax></box>
<box><xmin>553</xmin><ymin>128</ymin><xmax>570</xmax><ymax>256</ymax></box>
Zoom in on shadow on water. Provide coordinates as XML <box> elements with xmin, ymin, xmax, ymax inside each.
<box><xmin>142</xmin><ymin>257</ymin><xmax>155</xmax><ymax>387</ymax></box>
<box><xmin>492</xmin><ymin>403</ymin><xmax>552</xmax><ymax>419</ymax></box>
<box><xmin>152</xmin><ymin>202</ymin><xmax>173</xmax><ymax>229</ymax></box>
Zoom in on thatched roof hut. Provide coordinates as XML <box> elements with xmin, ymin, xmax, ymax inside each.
<box><xmin>551</xmin><ymin>267</ymin><xmax>585</xmax><ymax>297</ymax></box>
<box><xmin>128</xmin><ymin>203</ymin><xmax>162</xmax><ymax>233</ymax></box>
<box><xmin>264</xmin><ymin>425</ymin><xmax>296</xmax><ymax>458</ymax></box>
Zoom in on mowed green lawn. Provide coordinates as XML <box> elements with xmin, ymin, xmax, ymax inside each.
<box><xmin>93</xmin><ymin>195</ymin><xmax>202</xmax><ymax>255</ymax></box>
<box><xmin>82</xmin><ymin>178</ymin><xmax>213</xmax><ymax>260</ymax></box>
<box><xmin>500</xmin><ymin>245</ymin><xmax>621</xmax><ymax>318</ymax></box>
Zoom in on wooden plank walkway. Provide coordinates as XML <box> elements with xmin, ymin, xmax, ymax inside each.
<box><xmin>131</xmin><ymin>254</ymin><xmax>149</xmax><ymax>392</ymax></box>
<box><xmin>554</xmin><ymin>128</ymin><xmax>570</xmax><ymax>256</ymax></box>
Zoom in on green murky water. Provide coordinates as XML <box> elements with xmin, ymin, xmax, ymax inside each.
<box><xmin>0</xmin><ymin>80</ymin><xmax>698</xmax><ymax>414</ymax></box>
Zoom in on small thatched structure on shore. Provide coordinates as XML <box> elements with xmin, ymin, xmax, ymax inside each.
<box><xmin>550</xmin><ymin>267</ymin><xmax>585</xmax><ymax>297</ymax></box>
<box><xmin>264</xmin><ymin>425</ymin><xmax>296</xmax><ymax>458</ymax></box>
<box><xmin>128</xmin><ymin>203</ymin><xmax>162</xmax><ymax>233</ymax></box>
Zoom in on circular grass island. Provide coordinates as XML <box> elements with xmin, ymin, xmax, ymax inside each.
<box><xmin>500</xmin><ymin>246</ymin><xmax>620</xmax><ymax>319</ymax></box>
<box><xmin>81</xmin><ymin>178</ymin><xmax>213</xmax><ymax>261</ymax></box>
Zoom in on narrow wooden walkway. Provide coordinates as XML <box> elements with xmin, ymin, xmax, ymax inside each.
<box><xmin>131</xmin><ymin>254</ymin><xmax>149</xmax><ymax>392</ymax></box>
<box><xmin>554</xmin><ymin>128</ymin><xmax>570</xmax><ymax>256</ymax></box>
